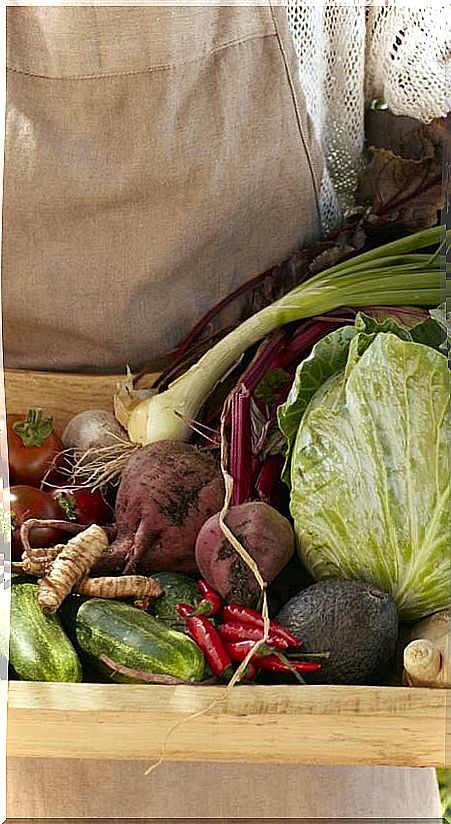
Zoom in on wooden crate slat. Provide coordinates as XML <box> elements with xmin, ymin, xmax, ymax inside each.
<box><xmin>7</xmin><ymin>682</ymin><xmax>449</xmax><ymax>766</ymax></box>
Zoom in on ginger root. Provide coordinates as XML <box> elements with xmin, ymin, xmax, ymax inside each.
<box><xmin>38</xmin><ymin>524</ymin><xmax>109</xmax><ymax>613</ymax></box>
<box><xmin>13</xmin><ymin>545</ymin><xmax>64</xmax><ymax>577</ymax></box>
<box><xmin>76</xmin><ymin>575</ymin><xmax>162</xmax><ymax>599</ymax></box>
<box><xmin>14</xmin><ymin>525</ymin><xmax>163</xmax><ymax>609</ymax></box>
<box><xmin>402</xmin><ymin>610</ymin><xmax>450</xmax><ymax>688</ymax></box>
<box><xmin>20</xmin><ymin>518</ymin><xmax>87</xmax><ymax>556</ymax></box>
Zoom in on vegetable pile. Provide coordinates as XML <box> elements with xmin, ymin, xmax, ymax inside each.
<box><xmin>6</xmin><ymin>224</ymin><xmax>450</xmax><ymax>690</ymax></box>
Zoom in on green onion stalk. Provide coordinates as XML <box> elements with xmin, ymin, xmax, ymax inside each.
<box><xmin>125</xmin><ymin>226</ymin><xmax>446</xmax><ymax>445</ymax></box>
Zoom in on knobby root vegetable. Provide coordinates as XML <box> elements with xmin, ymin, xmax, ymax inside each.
<box><xmin>13</xmin><ymin>545</ymin><xmax>65</xmax><ymax>577</ymax></box>
<box><xmin>94</xmin><ymin>441</ymin><xmax>224</xmax><ymax>576</ymax></box>
<box><xmin>38</xmin><ymin>524</ymin><xmax>109</xmax><ymax>613</ymax></box>
<box><xmin>402</xmin><ymin>610</ymin><xmax>450</xmax><ymax>688</ymax></box>
<box><xmin>20</xmin><ymin>518</ymin><xmax>87</xmax><ymax>557</ymax></box>
<box><xmin>76</xmin><ymin>575</ymin><xmax>162</xmax><ymax>600</ymax></box>
<box><xmin>14</xmin><ymin>548</ymin><xmax>163</xmax><ymax>602</ymax></box>
<box><xmin>194</xmin><ymin>501</ymin><xmax>295</xmax><ymax>606</ymax></box>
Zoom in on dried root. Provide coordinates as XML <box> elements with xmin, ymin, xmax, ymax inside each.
<box><xmin>20</xmin><ymin>519</ymin><xmax>87</xmax><ymax>557</ymax></box>
<box><xmin>16</xmin><ymin>519</ymin><xmax>163</xmax><ymax>612</ymax></box>
<box><xmin>14</xmin><ymin>545</ymin><xmax>64</xmax><ymax>577</ymax></box>
<box><xmin>70</xmin><ymin>440</ymin><xmax>140</xmax><ymax>491</ymax></box>
<box><xmin>38</xmin><ymin>524</ymin><xmax>109</xmax><ymax>614</ymax></box>
<box><xmin>76</xmin><ymin>574</ymin><xmax>162</xmax><ymax>600</ymax></box>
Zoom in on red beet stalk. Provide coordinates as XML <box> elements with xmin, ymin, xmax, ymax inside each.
<box><xmin>229</xmin><ymin>390</ymin><xmax>253</xmax><ymax>506</ymax></box>
<box><xmin>228</xmin><ymin>315</ymin><xmax>354</xmax><ymax>506</ymax></box>
<box><xmin>255</xmin><ymin>454</ymin><xmax>285</xmax><ymax>504</ymax></box>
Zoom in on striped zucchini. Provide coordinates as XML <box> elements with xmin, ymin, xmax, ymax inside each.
<box><xmin>10</xmin><ymin>583</ymin><xmax>82</xmax><ymax>682</ymax></box>
<box><xmin>75</xmin><ymin>598</ymin><xmax>205</xmax><ymax>683</ymax></box>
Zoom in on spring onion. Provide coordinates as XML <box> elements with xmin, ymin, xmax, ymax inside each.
<box><xmin>124</xmin><ymin>226</ymin><xmax>446</xmax><ymax>445</ymax></box>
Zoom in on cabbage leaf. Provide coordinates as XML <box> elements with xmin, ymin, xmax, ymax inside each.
<box><xmin>278</xmin><ymin>310</ymin><xmax>445</xmax><ymax>484</ymax></box>
<box><xmin>288</xmin><ymin>333</ymin><xmax>450</xmax><ymax>621</ymax></box>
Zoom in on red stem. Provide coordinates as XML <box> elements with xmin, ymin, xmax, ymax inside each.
<box><xmin>175</xmin><ymin>267</ymin><xmax>275</xmax><ymax>359</ymax></box>
<box><xmin>241</xmin><ymin>329</ymin><xmax>289</xmax><ymax>394</ymax></box>
<box><xmin>229</xmin><ymin>391</ymin><xmax>253</xmax><ymax>506</ymax></box>
<box><xmin>255</xmin><ymin>455</ymin><xmax>284</xmax><ymax>505</ymax></box>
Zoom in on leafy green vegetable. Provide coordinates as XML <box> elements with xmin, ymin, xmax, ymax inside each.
<box><xmin>288</xmin><ymin>333</ymin><xmax>450</xmax><ymax>621</ymax></box>
<box><xmin>429</xmin><ymin>303</ymin><xmax>450</xmax><ymax>353</ymax></box>
<box><xmin>278</xmin><ymin>309</ymin><xmax>445</xmax><ymax>483</ymax></box>
<box><xmin>254</xmin><ymin>368</ymin><xmax>291</xmax><ymax>405</ymax></box>
<box><xmin>278</xmin><ymin>325</ymin><xmax>357</xmax><ymax>481</ymax></box>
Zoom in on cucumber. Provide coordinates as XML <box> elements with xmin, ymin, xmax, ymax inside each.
<box><xmin>75</xmin><ymin>598</ymin><xmax>205</xmax><ymax>683</ymax></box>
<box><xmin>9</xmin><ymin>584</ymin><xmax>82</xmax><ymax>682</ymax></box>
<box><xmin>148</xmin><ymin>572</ymin><xmax>202</xmax><ymax>629</ymax></box>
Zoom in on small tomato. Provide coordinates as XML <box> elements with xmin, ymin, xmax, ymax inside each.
<box><xmin>7</xmin><ymin>409</ymin><xmax>65</xmax><ymax>487</ymax></box>
<box><xmin>51</xmin><ymin>487</ymin><xmax>113</xmax><ymax>526</ymax></box>
<box><xmin>7</xmin><ymin>486</ymin><xmax>68</xmax><ymax>561</ymax></box>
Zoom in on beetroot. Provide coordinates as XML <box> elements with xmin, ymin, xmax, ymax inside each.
<box><xmin>94</xmin><ymin>441</ymin><xmax>224</xmax><ymax>575</ymax></box>
<box><xmin>194</xmin><ymin>501</ymin><xmax>295</xmax><ymax>606</ymax></box>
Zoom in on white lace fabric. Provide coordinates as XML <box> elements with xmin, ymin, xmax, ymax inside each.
<box><xmin>286</xmin><ymin>2</ymin><xmax>451</xmax><ymax>230</ymax></box>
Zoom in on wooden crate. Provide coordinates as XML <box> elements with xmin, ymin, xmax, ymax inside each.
<box><xmin>5</xmin><ymin>369</ymin><xmax>450</xmax><ymax>767</ymax></box>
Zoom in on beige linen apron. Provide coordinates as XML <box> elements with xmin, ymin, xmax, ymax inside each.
<box><xmin>3</xmin><ymin>5</ymin><xmax>441</xmax><ymax>820</ymax></box>
<box><xmin>3</xmin><ymin>4</ymin><xmax>322</xmax><ymax>372</ymax></box>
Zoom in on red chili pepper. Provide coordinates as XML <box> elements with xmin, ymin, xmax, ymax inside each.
<box><xmin>185</xmin><ymin>614</ymin><xmax>233</xmax><ymax>681</ymax></box>
<box><xmin>225</xmin><ymin>640</ymin><xmax>274</xmax><ymax>663</ymax></box>
<box><xmin>218</xmin><ymin>622</ymin><xmax>290</xmax><ymax>650</ymax></box>
<box><xmin>176</xmin><ymin>602</ymin><xmax>195</xmax><ymax>619</ymax></box>
<box><xmin>256</xmin><ymin>656</ymin><xmax>321</xmax><ymax>674</ymax></box>
<box><xmin>195</xmin><ymin>580</ymin><xmax>223</xmax><ymax>616</ymax></box>
<box><xmin>224</xmin><ymin>641</ymin><xmax>320</xmax><ymax>676</ymax></box>
<box><xmin>220</xmin><ymin>605</ymin><xmax>301</xmax><ymax>648</ymax></box>
<box><xmin>242</xmin><ymin>662</ymin><xmax>258</xmax><ymax>682</ymax></box>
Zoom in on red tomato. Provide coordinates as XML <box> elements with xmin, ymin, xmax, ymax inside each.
<box><xmin>6</xmin><ymin>486</ymin><xmax>68</xmax><ymax>561</ymax></box>
<box><xmin>7</xmin><ymin>409</ymin><xmax>65</xmax><ymax>487</ymax></box>
<box><xmin>51</xmin><ymin>487</ymin><xmax>114</xmax><ymax>526</ymax></box>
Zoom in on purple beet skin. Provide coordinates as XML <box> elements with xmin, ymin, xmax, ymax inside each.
<box><xmin>94</xmin><ymin>441</ymin><xmax>224</xmax><ymax>575</ymax></box>
<box><xmin>194</xmin><ymin>501</ymin><xmax>295</xmax><ymax>606</ymax></box>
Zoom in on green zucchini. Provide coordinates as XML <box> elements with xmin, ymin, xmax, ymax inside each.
<box><xmin>75</xmin><ymin>598</ymin><xmax>205</xmax><ymax>683</ymax></box>
<box><xmin>148</xmin><ymin>572</ymin><xmax>202</xmax><ymax>629</ymax></box>
<box><xmin>9</xmin><ymin>584</ymin><xmax>82</xmax><ymax>682</ymax></box>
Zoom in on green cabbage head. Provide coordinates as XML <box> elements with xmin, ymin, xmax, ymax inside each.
<box><xmin>287</xmin><ymin>332</ymin><xmax>450</xmax><ymax>621</ymax></box>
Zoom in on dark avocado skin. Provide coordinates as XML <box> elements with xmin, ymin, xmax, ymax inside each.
<box><xmin>276</xmin><ymin>579</ymin><xmax>399</xmax><ymax>685</ymax></box>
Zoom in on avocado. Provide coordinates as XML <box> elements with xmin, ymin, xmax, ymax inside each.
<box><xmin>276</xmin><ymin>579</ymin><xmax>399</xmax><ymax>684</ymax></box>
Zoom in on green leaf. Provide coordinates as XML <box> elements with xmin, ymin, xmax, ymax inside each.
<box><xmin>254</xmin><ymin>368</ymin><xmax>291</xmax><ymax>405</ymax></box>
<box><xmin>289</xmin><ymin>334</ymin><xmax>450</xmax><ymax>621</ymax></box>
<box><xmin>429</xmin><ymin>303</ymin><xmax>450</xmax><ymax>353</ymax></box>
<box><xmin>277</xmin><ymin>324</ymin><xmax>357</xmax><ymax>483</ymax></box>
<box><xmin>277</xmin><ymin>309</ymin><xmax>446</xmax><ymax>485</ymax></box>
